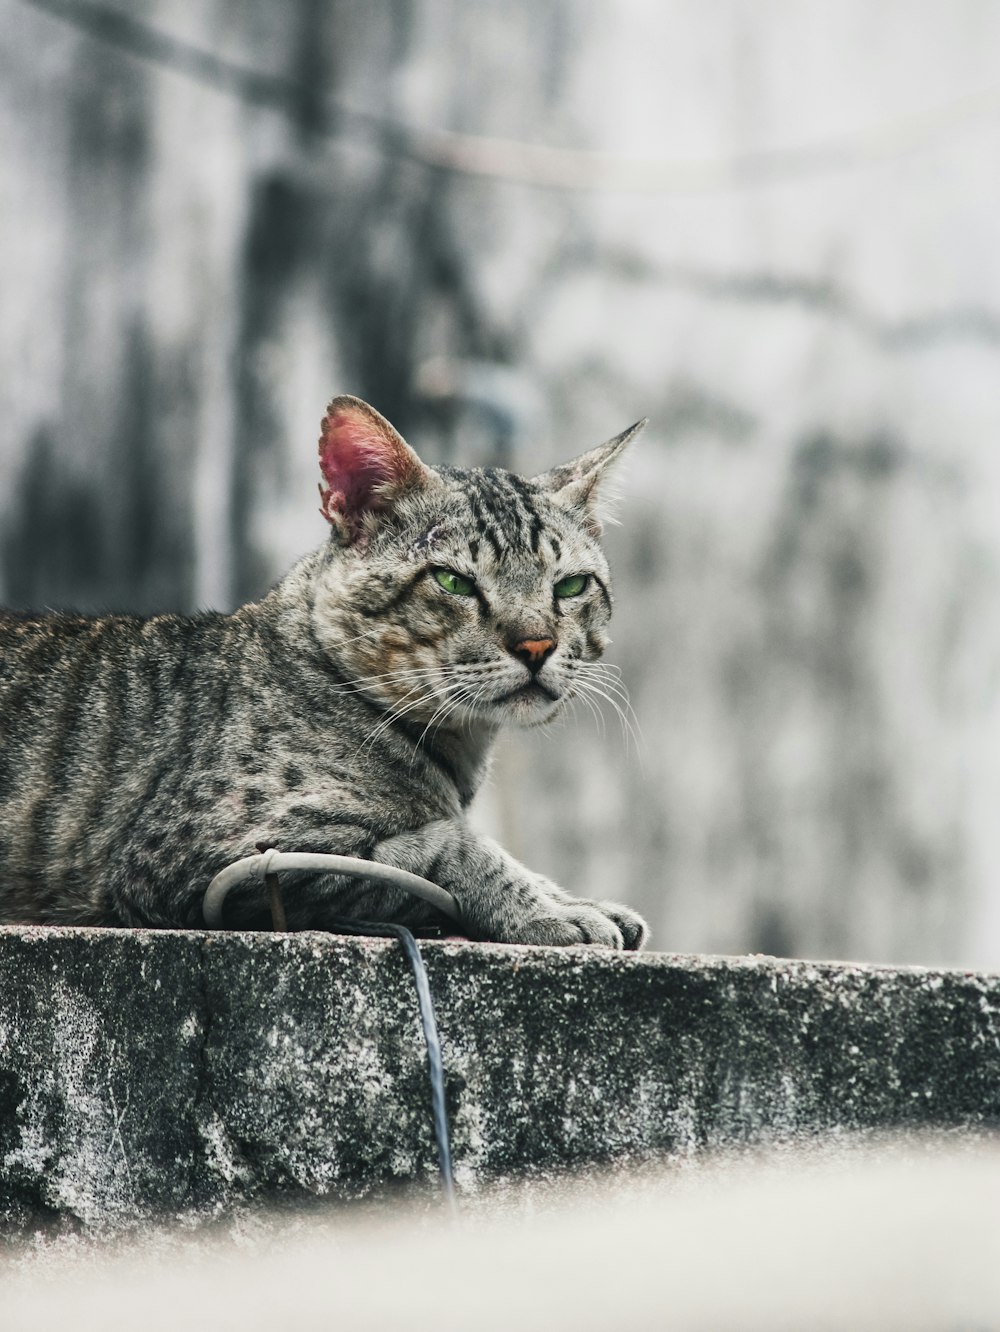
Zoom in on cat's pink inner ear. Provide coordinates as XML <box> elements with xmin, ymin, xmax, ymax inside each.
<box><xmin>318</xmin><ymin>398</ymin><xmax>424</xmax><ymax>530</ymax></box>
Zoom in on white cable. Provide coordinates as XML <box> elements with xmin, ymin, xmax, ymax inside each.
<box><xmin>202</xmin><ymin>851</ymin><xmax>463</xmax><ymax>929</ymax></box>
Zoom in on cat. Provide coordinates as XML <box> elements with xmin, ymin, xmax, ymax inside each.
<box><xmin>0</xmin><ymin>395</ymin><xmax>648</xmax><ymax>947</ymax></box>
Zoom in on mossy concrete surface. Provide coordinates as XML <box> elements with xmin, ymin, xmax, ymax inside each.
<box><xmin>2</xmin><ymin>925</ymin><xmax>999</xmax><ymax>1239</ymax></box>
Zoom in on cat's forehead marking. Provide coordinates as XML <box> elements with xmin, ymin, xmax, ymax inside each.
<box><xmin>411</xmin><ymin>463</ymin><xmax>597</xmax><ymax>583</ymax></box>
<box><xmin>410</xmin><ymin>523</ymin><xmax>449</xmax><ymax>555</ymax></box>
<box><xmin>461</xmin><ymin>467</ymin><xmax>549</xmax><ymax>557</ymax></box>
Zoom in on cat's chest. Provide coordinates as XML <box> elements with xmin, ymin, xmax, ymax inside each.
<box><xmin>217</xmin><ymin>683</ymin><xmax>478</xmax><ymax>835</ymax></box>
<box><xmin>225</xmin><ymin>731</ymin><xmax>461</xmax><ymax>828</ymax></box>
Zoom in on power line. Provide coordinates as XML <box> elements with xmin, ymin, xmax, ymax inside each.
<box><xmin>19</xmin><ymin>0</ymin><xmax>1000</xmax><ymax>193</ymax></box>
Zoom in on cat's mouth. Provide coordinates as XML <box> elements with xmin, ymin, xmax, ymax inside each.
<box><xmin>497</xmin><ymin>678</ymin><xmax>560</xmax><ymax>705</ymax></box>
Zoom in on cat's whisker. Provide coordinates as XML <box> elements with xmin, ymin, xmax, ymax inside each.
<box><xmin>339</xmin><ymin>667</ymin><xmax>441</xmax><ymax>685</ymax></box>
<box><xmin>581</xmin><ymin>678</ymin><xmax>635</xmax><ymax>718</ymax></box>
<box><xmin>417</xmin><ymin>703</ymin><xmax>453</xmax><ymax>747</ymax></box>
<box><xmin>459</xmin><ymin>682</ymin><xmax>494</xmax><ymax>736</ymax></box>
<box><xmin>572</xmin><ymin>690</ymin><xmax>633</xmax><ymax>757</ymax></box>
<box><xmin>571</xmin><ymin>678</ymin><xmax>644</xmax><ymax>759</ymax></box>
<box><xmin>573</xmin><ymin>675</ymin><xmax>638</xmax><ymax>729</ymax></box>
<box><xmin>333</xmin><ymin>659</ymin><xmax>502</xmax><ymax>694</ymax></box>
<box><xmin>587</xmin><ymin>676</ymin><xmax>631</xmax><ymax>703</ymax></box>
<box><xmin>363</xmin><ymin>669</ymin><xmax>493</xmax><ymax>764</ymax></box>
<box><xmin>574</xmin><ymin>687</ymin><xmax>606</xmax><ymax>737</ymax></box>
<box><xmin>575</xmin><ymin>662</ymin><xmax>641</xmax><ymax>723</ymax></box>
<box><xmin>332</xmin><ymin>665</ymin><xmax>446</xmax><ymax>691</ymax></box>
<box><xmin>429</xmin><ymin>695</ymin><xmax>470</xmax><ymax>741</ymax></box>
<box><xmin>571</xmin><ymin>684</ymin><xmax>607</xmax><ymax>737</ymax></box>
<box><xmin>329</xmin><ymin>624</ymin><xmax>385</xmax><ymax>647</ymax></box>
<box><xmin>589</xmin><ymin>660</ymin><xmax>625</xmax><ymax>677</ymax></box>
<box><xmin>586</xmin><ymin>677</ymin><xmax>635</xmax><ymax>712</ymax></box>
<box><xmin>577</xmin><ymin>660</ymin><xmax>630</xmax><ymax>690</ymax></box>
<box><xmin>465</xmin><ymin>683</ymin><xmax>492</xmax><ymax>735</ymax></box>
<box><xmin>583</xmin><ymin>658</ymin><xmax>625</xmax><ymax>677</ymax></box>
<box><xmin>355</xmin><ymin>683</ymin><xmax>438</xmax><ymax>758</ymax></box>
<box><xmin>457</xmin><ymin>680</ymin><xmax>493</xmax><ymax>726</ymax></box>
<box><xmin>409</xmin><ymin>685</ymin><xmax>476</xmax><ymax>760</ymax></box>
<box><xmin>450</xmin><ymin>680</ymin><xmax>486</xmax><ymax>719</ymax></box>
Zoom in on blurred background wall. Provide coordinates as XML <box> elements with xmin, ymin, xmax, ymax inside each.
<box><xmin>2</xmin><ymin>0</ymin><xmax>1000</xmax><ymax>966</ymax></box>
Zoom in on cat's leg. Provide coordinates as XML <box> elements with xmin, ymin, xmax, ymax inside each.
<box><xmin>373</xmin><ymin>818</ymin><xmax>648</xmax><ymax>950</ymax></box>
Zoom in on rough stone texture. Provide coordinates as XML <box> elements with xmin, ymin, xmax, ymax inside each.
<box><xmin>2</xmin><ymin>925</ymin><xmax>1000</xmax><ymax>1240</ymax></box>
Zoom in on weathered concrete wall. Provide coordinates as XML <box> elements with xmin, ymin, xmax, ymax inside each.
<box><xmin>2</xmin><ymin>925</ymin><xmax>999</xmax><ymax>1241</ymax></box>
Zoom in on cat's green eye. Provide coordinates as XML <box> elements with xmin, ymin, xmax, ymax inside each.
<box><xmin>434</xmin><ymin>569</ymin><xmax>476</xmax><ymax>597</ymax></box>
<box><xmin>554</xmin><ymin>574</ymin><xmax>589</xmax><ymax>599</ymax></box>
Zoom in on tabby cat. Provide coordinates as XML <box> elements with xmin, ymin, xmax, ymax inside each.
<box><xmin>0</xmin><ymin>396</ymin><xmax>648</xmax><ymax>947</ymax></box>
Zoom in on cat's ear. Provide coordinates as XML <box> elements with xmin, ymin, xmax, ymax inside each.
<box><xmin>533</xmin><ymin>418</ymin><xmax>647</xmax><ymax>537</ymax></box>
<box><xmin>318</xmin><ymin>396</ymin><xmax>431</xmax><ymax>543</ymax></box>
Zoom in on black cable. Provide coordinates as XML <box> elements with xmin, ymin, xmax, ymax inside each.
<box><xmin>331</xmin><ymin>919</ymin><xmax>457</xmax><ymax>1213</ymax></box>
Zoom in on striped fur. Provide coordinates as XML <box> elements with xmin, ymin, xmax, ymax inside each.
<box><xmin>0</xmin><ymin>397</ymin><xmax>648</xmax><ymax>947</ymax></box>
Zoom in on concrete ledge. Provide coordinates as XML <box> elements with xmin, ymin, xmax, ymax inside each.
<box><xmin>2</xmin><ymin>925</ymin><xmax>999</xmax><ymax>1238</ymax></box>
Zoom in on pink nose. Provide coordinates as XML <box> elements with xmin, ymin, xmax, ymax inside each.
<box><xmin>511</xmin><ymin>638</ymin><xmax>556</xmax><ymax>669</ymax></box>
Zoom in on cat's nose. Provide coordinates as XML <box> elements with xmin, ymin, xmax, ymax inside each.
<box><xmin>510</xmin><ymin>637</ymin><xmax>557</xmax><ymax>671</ymax></box>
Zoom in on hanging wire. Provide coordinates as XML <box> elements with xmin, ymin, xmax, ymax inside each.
<box><xmin>19</xmin><ymin>0</ymin><xmax>1000</xmax><ymax>194</ymax></box>
<box><xmin>331</xmin><ymin>919</ymin><xmax>457</xmax><ymax>1214</ymax></box>
<box><xmin>204</xmin><ymin>851</ymin><xmax>460</xmax><ymax>1211</ymax></box>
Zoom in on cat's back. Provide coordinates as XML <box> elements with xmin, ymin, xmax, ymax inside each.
<box><xmin>1</xmin><ymin>606</ymin><xmax>194</xmax><ymax>666</ymax></box>
<box><xmin>2</xmin><ymin>610</ymin><xmax>135</xmax><ymax>725</ymax></box>
<box><xmin>0</xmin><ymin>607</ymin><xmax>246</xmax><ymax>804</ymax></box>
<box><xmin>0</xmin><ymin>608</ymin><xmax>234</xmax><ymax>716</ymax></box>
<box><xmin>0</xmin><ymin>608</ymin><xmax>106</xmax><ymax>671</ymax></box>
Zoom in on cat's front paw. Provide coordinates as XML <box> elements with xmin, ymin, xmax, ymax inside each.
<box><xmin>584</xmin><ymin>899</ymin><xmax>649</xmax><ymax>951</ymax></box>
<box><xmin>505</xmin><ymin>899</ymin><xmax>647</xmax><ymax>951</ymax></box>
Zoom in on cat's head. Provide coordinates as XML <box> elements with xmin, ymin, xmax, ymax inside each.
<box><xmin>309</xmin><ymin>395</ymin><xmax>644</xmax><ymax>732</ymax></box>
